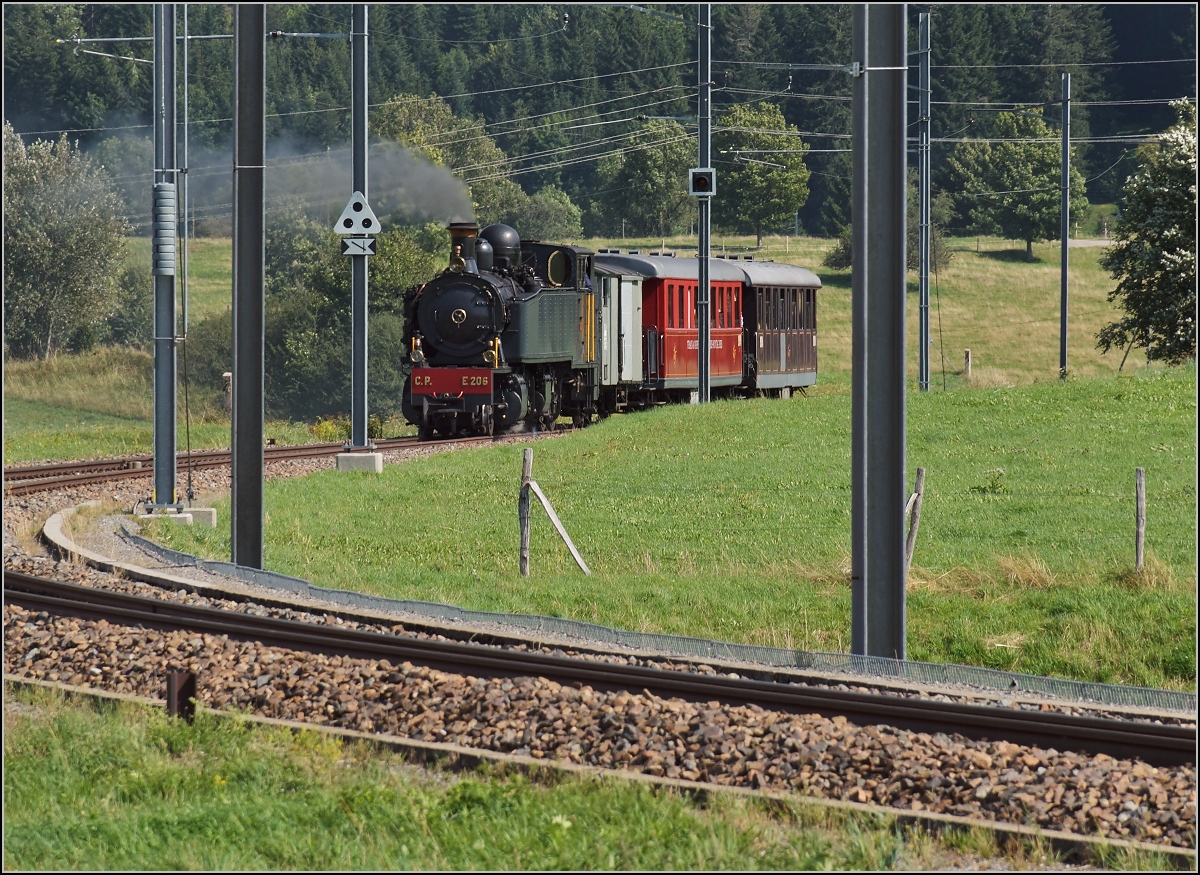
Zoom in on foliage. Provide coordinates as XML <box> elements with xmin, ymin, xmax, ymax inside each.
<box><xmin>184</xmin><ymin>208</ymin><xmax>442</xmax><ymax>423</ymax></box>
<box><xmin>508</xmin><ymin>184</ymin><xmax>583</xmax><ymax>241</ymax></box>
<box><xmin>590</xmin><ymin>119</ymin><xmax>694</xmax><ymax>238</ymax></box>
<box><xmin>713</xmin><ymin>103</ymin><xmax>810</xmax><ymax>247</ymax></box>
<box><xmin>907</xmin><ymin>175</ymin><xmax>954</xmax><ymax>273</ymax></box>
<box><xmin>92</xmin><ymin>133</ymin><xmax>154</xmax><ymax>230</ymax></box>
<box><xmin>1097</xmin><ymin>100</ymin><xmax>1197</xmax><ymax>365</ymax></box>
<box><xmin>1</xmin><ymin>4</ymin><xmax>152</xmax><ymax>138</ymax></box>
<box><xmin>372</xmin><ymin>93</ymin><xmax>522</xmax><ymax>225</ymax></box>
<box><xmin>818</xmin><ymin>177</ymin><xmax>953</xmax><ymax>274</ymax></box>
<box><xmin>945</xmin><ymin>111</ymin><xmax>1089</xmax><ymax>260</ymax></box>
<box><xmin>822</xmin><ymin>228</ymin><xmax>852</xmax><ymax>270</ymax></box>
<box><xmin>101</xmin><ymin>258</ymin><xmax>154</xmax><ymax>349</ymax></box>
<box><xmin>3</xmin><ymin>121</ymin><xmax>129</xmax><ymax>359</ymax></box>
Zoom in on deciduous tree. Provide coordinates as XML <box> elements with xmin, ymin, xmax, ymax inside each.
<box><xmin>713</xmin><ymin>103</ymin><xmax>810</xmax><ymax>247</ymax></box>
<box><xmin>591</xmin><ymin>119</ymin><xmax>693</xmax><ymax>238</ymax></box>
<box><xmin>3</xmin><ymin>122</ymin><xmax>128</xmax><ymax>359</ymax></box>
<box><xmin>946</xmin><ymin>110</ymin><xmax>1087</xmax><ymax>260</ymax></box>
<box><xmin>1097</xmin><ymin>100</ymin><xmax>1197</xmax><ymax>365</ymax></box>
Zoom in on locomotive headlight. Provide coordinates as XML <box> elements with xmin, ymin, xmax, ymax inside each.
<box><xmin>483</xmin><ymin>348</ymin><xmax>498</xmax><ymax>367</ymax></box>
<box><xmin>411</xmin><ymin>349</ymin><xmax>425</xmax><ymax>364</ymax></box>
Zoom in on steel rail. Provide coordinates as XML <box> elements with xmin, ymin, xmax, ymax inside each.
<box><xmin>5</xmin><ymin>571</ymin><xmax>1193</xmax><ymax>767</ymax></box>
<box><xmin>2</xmin><ymin>434</ymin><xmax>503</xmax><ymax>496</ymax></box>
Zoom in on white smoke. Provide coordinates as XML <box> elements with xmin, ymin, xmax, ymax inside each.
<box><xmin>87</xmin><ymin>131</ymin><xmax>474</xmax><ymax>231</ymax></box>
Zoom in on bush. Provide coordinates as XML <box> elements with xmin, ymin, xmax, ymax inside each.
<box><xmin>822</xmin><ymin>228</ymin><xmax>852</xmax><ymax>270</ymax></box>
<box><xmin>104</xmin><ymin>259</ymin><xmax>154</xmax><ymax>348</ymax></box>
<box><xmin>309</xmin><ymin>414</ymin><xmax>389</xmax><ymax>442</ymax></box>
<box><xmin>4</xmin><ymin>122</ymin><xmax>129</xmax><ymax>359</ymax></box>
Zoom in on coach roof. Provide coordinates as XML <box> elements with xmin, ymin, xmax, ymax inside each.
<box><xmin>738</xmin><ymin>260</ymin><xmax>822</xmax><ymax>288</ymax></box>
<box><xmin>594</xmin><ymin>253</ymin><xmax>820</xmax><ymax>288</ymax></box>
<box><xmin>592</xmin><ymin>253</ymin><xmax>746</xmax><ymax>282</ymax></box>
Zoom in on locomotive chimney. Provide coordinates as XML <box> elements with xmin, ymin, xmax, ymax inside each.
<box><xmin>447</xmin><ymin>221</ymin><xmax>480</xmax><ymax>274</ymax></box>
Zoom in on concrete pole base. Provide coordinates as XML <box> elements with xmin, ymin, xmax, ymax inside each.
<box><xmin>137</xmin><ymin>507</ymin><xmax>217</xmax><ymax>528</ymax></box>
<box><xmin>336</xmin><ymin>452</ymin><xmax>384</xmax><ymax>474</ymax></box>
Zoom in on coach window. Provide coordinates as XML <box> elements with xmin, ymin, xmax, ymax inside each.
<box><xmin>680</xmin><ymin>284</ymin><xmax>687</xmax><ymax>329</ymax></box>
<box><xmin>667</xmin><ymin>283</ymin><xmax>674</xmax><ymax>328</ymax></box>
<box><xmin>733</xmin><ymin>286</ymin><xmax>741</xmax><ymax>327</ymax></box>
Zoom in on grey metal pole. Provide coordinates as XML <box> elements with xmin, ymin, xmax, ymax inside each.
<box><xmin>918</xmin><ymin>12</ymin><xmax>930</xmax><ymax>393</ymax></box>
<box><xmin>850</xmin><ymin>6</ymin><xmax>868</xmax><ymax>654</ymax></box>
<box><xmin>350</xmin><ymin>4</ymin><xmax>370</xmax><ymax>446</ymax></box>
<box><xmin>231</xmin><ymin>4</ymin><xmax>265</xmax><ymax>568</ymax></box>
<box><xmin>180</xmin><ymin>3</ymin><xmax>189</xmax><ymax>336</ymax></box>
<box><xmin>151</xmin><ymin>3</ymin><xmax>178</xmax><ymax>509</ymax></box>
<box><xmin>851</xmin><ymin>4</ymin><xmax>907</xmax><ymax>661</ymax></box>
<box><xmin>1060</xmin><ymin>72</ymin><xmax>1070</xmax><ymax>379</ymax></box>
<box><xmin>696</xmin><ymin>3</ymin><xmax>711</xmax><ymax>403</ymax></box>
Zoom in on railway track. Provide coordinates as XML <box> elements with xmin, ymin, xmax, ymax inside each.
<box><xmin>2</xmin><ymin>434</ymin><xmax>499</xmax><ymax>496</ymax></box>
<box><xmin>5</xmin><ymin>570</ymin><xmax>1194</xmax><ymax>769</ymax></box>
<box><xmin>6</xmin><ymin>566</ymin><xmax>1196</xmax><ymax>856</ymax></box>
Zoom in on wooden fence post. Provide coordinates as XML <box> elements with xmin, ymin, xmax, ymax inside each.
<box><xmin>905</xmin><ymin>467</ymin><xmax>926</xmax><ymax>573</ymax></box>
<box><xmin>519</xmin><ymin>448</ymin><xmax>533</xmax><ymax>577</ymax></box>
<box><xmin>1136</xmin><ymin>467</ymin><xmax>1146</xmax><ymax>573</ymax></box>
<box><xmin>963</xmin><ymin>349</ymin><xmax>972</xmax><ymax>377</ymax></box>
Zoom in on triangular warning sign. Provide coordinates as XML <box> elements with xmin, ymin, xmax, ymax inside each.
<box><xmin>334</xmin><ymin>191</ymin><xmax>381</xmax><ymax>235</ymax></box>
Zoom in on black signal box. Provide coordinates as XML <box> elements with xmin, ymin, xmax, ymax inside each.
<box><xmin>689</xmin><ymin>168</ymin><xmax>715</xmax><ymax>197</ymax></box>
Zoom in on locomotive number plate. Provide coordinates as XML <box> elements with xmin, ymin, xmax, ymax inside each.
<box><xmin>411</xmin><ymin>368</ymin><xmax>492</xmax><ymax>395</ymax></box>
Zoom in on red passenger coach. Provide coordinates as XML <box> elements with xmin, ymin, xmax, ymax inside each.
<box><xmin>592</xmin><ymin>252</ymin><xmax>747</xmax><ymax>393</ymax></box>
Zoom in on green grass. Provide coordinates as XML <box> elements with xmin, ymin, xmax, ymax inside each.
<box><xmin>149</xmin><ymin>365</ymin><xmax>1196</xmax><ymax>690</ymax></box>
<box><xmin>585</xmin><ymin>231</ymin><xmax>1147</xmax><ymax>388</ymax></box>
<box><xmin>4</xmin><ymin>683</ymin><xmax>1008</xmax><ymax>872</ymax></box>
<box><xmin>124</xmin><ymin>236</ymin><xmax>233</xmax><ymax>324</ymax></box>
<box><xmin>2</xmin><ymin>348</ymin><xmax>316</xmax><ymax>464</ymax></box>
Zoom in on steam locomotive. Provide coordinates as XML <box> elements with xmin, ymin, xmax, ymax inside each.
<box><xmin>400</xmin><ymin>222</ymin><xmax>821</xmax><ymax>439</ymax></box>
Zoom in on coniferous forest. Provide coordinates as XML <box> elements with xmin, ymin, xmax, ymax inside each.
<box><xmin>4</xmin><ymin>3</ymin><xmax>1195</xmax><ymax>238</ymax></box>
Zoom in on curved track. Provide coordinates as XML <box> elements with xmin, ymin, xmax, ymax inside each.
<box><xmin>5</xmin><ymin>570</ymin><xmax>1193</xmax><ymax>768</ymax></box>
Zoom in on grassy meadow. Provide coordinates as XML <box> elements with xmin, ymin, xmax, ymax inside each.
<box><xmin>148</xmin><ymin>364</ymin><xmax>1196</xmax><ymax>690</ymax></box>
<box><xmin>6</xmin><ymin>231</ymin><xmax>1196</xmax><ymax>690</ymax></box>
<box><xmin>8</xmin><ymin>683</ymin><xmax>1127</xmax><ymax>872</ymax></box>
<box><xmin>2</xmin><ymin>348</ymin><xmax>315</xmax><ymax>465</ymax></box>
<box><xmin>585</xmin><ymin>231</ymin><xmax>1152</xmax><ymax>387</ymax></box>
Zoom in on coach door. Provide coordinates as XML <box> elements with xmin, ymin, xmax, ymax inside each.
<box><xmin>619</xmin><ymin>277</ymin><xmax>642</xmax><ymax>382</ymax></box>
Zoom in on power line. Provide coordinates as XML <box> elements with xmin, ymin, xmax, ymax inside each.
<box><xmin>931</xmin><ymin>58</ymin><xmax>1196</xmax><ymax>70</ymax></box>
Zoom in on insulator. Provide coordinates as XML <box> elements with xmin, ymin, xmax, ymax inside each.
<box><xmin>153</xmin><ymin>182</ymin><xmax>177</xmax><ymax>276</ymax></box>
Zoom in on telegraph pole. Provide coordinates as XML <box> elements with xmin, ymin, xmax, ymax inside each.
<box><xmin>851</xmin><ymin>4</ymin><xmax>907</xmax><ymax>661</ymax></box>
<box><xmin>696</xmin><ymin>3</ymin><xmax>712</xmax><ymax>403</ymax></box>
<box><xmin>334</xmin><ymin>4</ymin><xmax>384</xmax><ymax>473</ymax></box>
<box><xmin>917</xmin><ymin>12</ymin><xmax>931</xmax><ymax>393</ymax></box>
<box><xmin>1060</xmin><ymin>72</ymin><xmax>1071</xmax><ymax>379</ymax></box>
<box><xmin>350</xmin><ymin>3</ymin><xmax>370</xmax><ymax>445</ymax></box>
<box><xmin>150</xmin><ymin>3</ymin><xmax>179</xmax><ymax>510</ymax></box>
<box><xmin>231</xmin><ymin>4</ymin><xmax>266</xmax><ymax>567</ymax></box>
